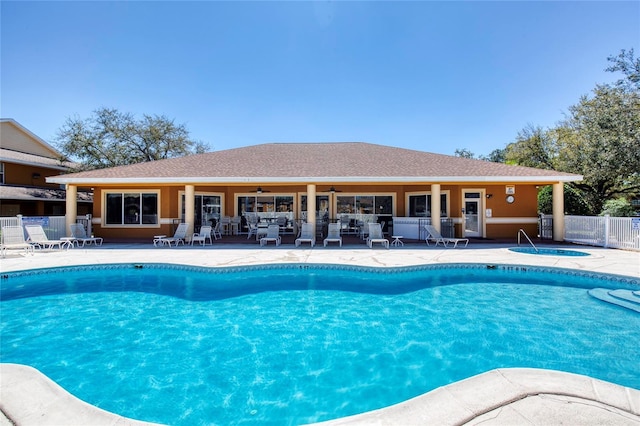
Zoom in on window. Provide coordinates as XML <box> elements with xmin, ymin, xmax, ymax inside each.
<box><xmin>105</xmin><ymin>192</ymin><xmax>158</xmax><ymax>225</ymax></box>
<box><xmin>181</xmin><ymin>194</ymin><xmax>222</xmax><ymax>228</ymax></box>
<box><xmin>237</xmin><ymin>195</ymin><xmax>294</xmax><ymax>221</ymax></box>
<box><xmin>0</xmin><ymin>163</ymin><xmax>4</xmax><ymax>184</ymax></box>
<box><xmin>408</xmin><ymin>193</ymin><xmax>449</xmax><ymax>217</ymax></box>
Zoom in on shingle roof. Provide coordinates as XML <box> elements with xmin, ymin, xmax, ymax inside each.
<box><xmin>47</xmin><ymin>142</ymin><xmax>582</xmax><ymax>184</ymax></box>
<box><xmin>0</xmin><ymin>148</ymin><xmax>73</xmax><ymax>170</ymax></box>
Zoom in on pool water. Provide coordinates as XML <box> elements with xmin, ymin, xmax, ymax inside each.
<box><xmin>1</xmin><ymin>264</ymin><xmax>639</xmax><ymax>426</ymax></box>
<box><xmin>509</xmin><ymin>247</ymin><xmax>590</xmax><ymax>256</ymax></box>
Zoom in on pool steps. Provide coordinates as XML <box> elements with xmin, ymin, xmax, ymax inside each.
<box><xmin>588</xmin><ymin>288</ymin><xmax>640</xmax><ymax>313</ymax></box>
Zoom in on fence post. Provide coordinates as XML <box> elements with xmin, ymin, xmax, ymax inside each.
<box><xmin>17</xmin><ymin>214</ymin><xmax>23</xmax><ymax>227</ymax></box>
<box><xmin>604</xmin><ymin>214</ymin><xmax>610</xmax><ymax>248</ymax></box>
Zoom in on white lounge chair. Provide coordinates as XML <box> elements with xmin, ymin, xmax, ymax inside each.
<box><xmin>24</xmin><ymin>225</ymin><xmax>68</xmax><ymax>250</ymax></box>
<box><xmin>69</xmin><ymin>223</ymin><xmax>103</xmax><ymax>247</ymax></box>
<box><xmin>424</xmin><ymin>224</ymin><xmax>469</xmax><ymax>248</ymax></box>
<box><xmin>154</xmin><ymin>223</ymin><xmax>188</xmax><ymax>247</ymax></box>
<box><xmin>191</xmin><ymin>226</ymin><xmax>212</xmax><ymax>246</ymax></box>
<box><xmin>260</xmin><ymin>224</ymin><xmax>281</xmax><ymax>246</ymax></box>
<box><xmin>323</xmin><ymin>223</ymin><xmax>342</xmax><ymax>247</ymax></box>
<box><xmin>212</xmin><ymin>221</ymin><xmax>223</xmax><ymax>240</ymax></box>
<box><xmin>295</xmin><ymin>223</ymin><xmax>315</xmax><ymax>247</ymax></box>
<box><xmin>1</xmin><ymin>226</ymin><xmax>34</xmax><ymax>257</ymax></box>
<box><xmin>367</xmin><ymin>223</ymin><xmax>389</xmax><ymax>249</ymax></box>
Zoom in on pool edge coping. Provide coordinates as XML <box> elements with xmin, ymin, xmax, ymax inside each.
<box><xmin>1</xmin><ymin>363</ymin><xmax>638</xmax><ymax>426</ymax></box>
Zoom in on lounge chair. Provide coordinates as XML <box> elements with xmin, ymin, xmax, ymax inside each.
<box><xmin>424</xmin><ymin>224</ymin><xmax>469</xmax><ymax>248</ymax></box>
<box><xmin>1</xmin><ymin>226</ymin><xmax>34</xmax><ymax>257</ymax></box>
<box><xmin>191</xmin><ymin>226</ymin><xmax>212</xmax><ymax>246</ymax></box>
<box><xmin>153</xmin><ymin>223</ymin><xmax>188</xmax><ymax>247</ymax></box>
<box><xmin>212</xmin><ymin>222</ymin><xmax>223</xmax><ymax>240</ymax></box>
<box><xmin>295</xmin><ymin>223</ymin><xmax>315</xmax><ymax>247</ymax></box>
<box><xmin>24</xmin><ymin>225</ymin><xmax>68</xmax><ymax>250</ymax></box>
<box><xmin>69</xmin><ymin>223</ymin><xmax>103</xmax><ymax>247</ymax></box>
<box><xmin>260</xmin><ymin>224</ymin><xmax>281</xmax><ymax>246</ymax></box>
<box><xmin>323</xmin><ymin>223</ymin><xmax>342</xmax><ymax>247</ymax></box>
<box><xmin>367</xmin><ymin>223</ymin><xmax>389</xmax><ymax>249</ymax></box>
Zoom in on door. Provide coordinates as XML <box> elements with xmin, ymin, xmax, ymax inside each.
<box><xmin>463</xmin><ymin>192</ymin><xmax>482</xmax><ymax>237</ymax></box>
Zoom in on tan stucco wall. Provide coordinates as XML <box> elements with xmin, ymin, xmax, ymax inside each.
<box><xmin>88</xmin><ymin>182</ymin><xmax>544</xmax><ymax>241</ymax></box>
<box><xmin>0</xmin><ymin>121</ymin><xmax>59</xmax><ymax>158</ymax></box>
<box><xmin>4</xmin><ymin>162</ymin><xmax>62</xmax><ymax>188</ymax></box>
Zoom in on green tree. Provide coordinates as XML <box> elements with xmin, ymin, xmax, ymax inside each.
<box><xmin>504</xmin><ymin>49</ymin><xmax>640</xmax><ymax>215</ymax></box>
<box><xmin>454</xmin><ymin>148</ymin><xmax>475</xmax><ymax>158</ymax></box>
<box><xmin>56</xmin><ymin>107</ymin><xmax>208</xmax><ymax>170</ymax></box>
<box><xmin>600</xmin><ymin>198</ymin><xmax>636</xmax><ymax>217</ymax></box>
<box><xmin>504</xmin><ymin>124</ymin><xmax>556</xmax><ymax>169</ymax></box>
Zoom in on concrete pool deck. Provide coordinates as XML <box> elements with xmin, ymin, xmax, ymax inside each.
<box><xmin>1</xmin><ymin>242</ymin><xmax>639</xmax><ymax>425</ymax></box>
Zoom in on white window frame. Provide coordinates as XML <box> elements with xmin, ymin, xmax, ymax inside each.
<box><xmin>102</xmin><ymin>189</ymin><xmax>161</xmax><ymax>228</ymax></box>
<box><xmin>405</xmin><ymin>190</ymin><xmax>451</xmax><ymax>217</ymax></box>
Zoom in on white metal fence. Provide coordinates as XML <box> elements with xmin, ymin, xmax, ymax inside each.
<box><xmin>565</xmin><ymin>215</ymin><xmax>640</xmax><ymax>250</ymax></box>
<box><xmin>0</xmin><ymin>215</ymin><xmax>93</xmax><ymax>240</ymax></box>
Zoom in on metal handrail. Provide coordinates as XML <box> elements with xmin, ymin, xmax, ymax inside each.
<box><xmin>517</xmin><ymin>228</ymin><xmax>539</xmax><ymax>253</ymax></box>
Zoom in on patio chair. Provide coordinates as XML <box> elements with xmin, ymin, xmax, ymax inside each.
<box><xmin>367</xmin><ymin>223</ymin><xmax>389</xmax><ymax>249</ymax></box>
<box><xmin>295</xmin><ymin>223</ymin><xmax>315</xmax><ymax>247</ymax></box>
<box><xmin>424</xmin><ymin>224</ymin><xmax>469</xmax><ymax>248</ymax></box>
<box><xmin>1</xmin><ymin>226</ymin><xmax>34</xmax><ymax>257</ymax></box>
<box><xmin>70</xmin><ymin>223</ymin><xmax>103</xmax><ymax>247</ymax></box>
<box><xmin>260</xmin><ymin>224</ymin><xmax>281</xmax><ymax>246</ymax></box>
<box><xmin>323</xmin><ymin>223</ymin><xmax>342</xmax><ymax>247</ymax></box>
<box><xmin>24</xmin><ymin>225</ymin><xmax>68</xmax><ymax>250</ymax></box>
<box><xmin>153</xmin><ymin>223</ymin><xmax>188</xmax><ymax>247</ymax></box>
<box><xmin>191</xmin><ymin>226</ymin><xmax>213</xmax><ymax>246</ymax></box>
<box><xmin>212</xmin><ymin>221</ymin><xmax>223</xmax><ymax>240</ymax></box>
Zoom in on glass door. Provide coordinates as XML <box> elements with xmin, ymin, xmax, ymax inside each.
<box><xmin>463</xmin><ymin>192</ymin><xmax>482</xmax><ymax>237</ymax></box>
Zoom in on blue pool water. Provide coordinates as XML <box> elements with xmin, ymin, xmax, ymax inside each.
<box><xmin>1</xmin><ymin>263</ymin><xmax>639</xmax><ymax>426</ymax></box>
<box><xmin>509</xmin><ymin>247</ymin><xmax>590</xmax><ymax>256</ymax></box>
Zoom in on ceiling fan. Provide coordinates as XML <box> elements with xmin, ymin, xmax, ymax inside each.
<box><xmin>325</xmin><ymin>186</ymin><xmax>342</xmax><ymax>193</ymax></box>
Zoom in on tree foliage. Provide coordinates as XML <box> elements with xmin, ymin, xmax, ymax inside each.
<box><xmin>56</xmin><ymin>108</ymin><xmax>208</xmax><ymax>170</ymax></box>
<box><xmin>600</xmin><ymin>198</ymin><xmax>636</xmax><ymax>217</ymax></box>
<box><xmin>504</xmin><ymin>49</ymin><xmax>640</xmax><ymax>215</ymax></box>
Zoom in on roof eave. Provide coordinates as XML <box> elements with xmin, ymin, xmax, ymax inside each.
<box><xmin>47</xmin><ymin>175</ymin><xmax>584</xmax><ymax>185</ymax></box>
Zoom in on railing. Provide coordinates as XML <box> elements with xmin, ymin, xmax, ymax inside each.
<box><xmin>517</xmin><ymin>228</ymin><xmax>539</xmax><ymax>252</ymax></box>
<box><xmin>565</xmin><ymin>215</ymin><xmax>640</xmax><ymax>251</ymax></box>
<box><xmin>0</xmin><ymin>215</ymin><xmax>93</xmax><ymax>240</ymax></box>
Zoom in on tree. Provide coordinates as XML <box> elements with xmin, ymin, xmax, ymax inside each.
<box><xmin>454</xmin><ymin>148</ymin><xmax>475</xmax><ymax>158</ymax></box>
<box><xmin>504</xmin><ymin>124</ymin><xmax>555</xmax><ymax>169</ymax></box>
<box><xmin>600</xmin><ymin>198</ymin><xmax>636</xmax><ymax>217</ymax></box>
<box><xmin>503</xmin><ymin>49</ymin><xmax>640</xmax><ymax>215</ymax></box>
<box><xmin>605</xmin><ymin>48</ymin><xmax>640</xmax><ymax>91</ymax></box>
<box><xmin>56</xmin><ymin>108</ymin><xmax>208</xmax><ymax>170</ymax></box>
<box><xmin>554</xmin><ymin>84</ymin><xmax>640</xmax><ymax>214</ymax></box>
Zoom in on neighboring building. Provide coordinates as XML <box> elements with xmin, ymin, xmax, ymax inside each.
<box><xmin>0</xmin><ymin>119</ymin><xmax>92</xmax><ymax>216</ymax></box>
<box><xmin>47</xmin><ymin>142</ymin><xmax>582</xmax><ymax>242</ymax></box>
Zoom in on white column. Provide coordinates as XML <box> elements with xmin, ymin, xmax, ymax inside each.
<box><xmin>307</xmin><ymin>184</ymin><xmax>316</xmax><ymax>228</ymax></box>
<box><xmin>185</xmin><ymin>185</ymin><xmax>195</xmax><ymax>240</ymax></box>
<box><xmin>65</xmin><ymin>184</ymin><xmax>77</xmax><ymax>237</ymax></box>
<box><xmin>431</xmin><ymin>183</ymin><xmax>441</xmax><ymax>233</ymax></box>
<box><xmin>552</xmin><ymin>182</ymin><xmax>565</xmax><ymax>242</ymax></box>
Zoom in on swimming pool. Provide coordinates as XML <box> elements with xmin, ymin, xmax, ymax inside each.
<box><xmin>2</xmin><ymin>263</ymin><xmax>639</xmax><ymax>425</ymax></box>
<box><xmin>509</xmin><ymin>247</ymin><xmax>590</xmax><ymax>256</ymax></box>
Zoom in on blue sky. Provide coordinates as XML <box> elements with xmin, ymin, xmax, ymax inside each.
<box><xmin>2</xmin><ymin>1</ymin><xmax>638</xmax><ymax>157</ymax></box>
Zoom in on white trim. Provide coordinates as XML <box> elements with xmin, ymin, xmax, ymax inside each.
<box><xmin>101</xmin><ymin>189</ymin><xmax>161</xmax><ymax>228</ymax></box>
<box><xmin>462</xmin><ymin>189</ymin><xmax>486</xmax><ymax>237</ymax></box>
<box><xmin>405</xmin><ymin>190</ymin><xmax>451</xmax><ymax>218</ymax></box>
<box><xmin>47</xmin><ymin>175</ymin><xmax>584</xmax><ymax>185</ymax></box>
<box><xmin>485</xmin><ymin>217</ymin><xmax>539</xmax><ymax>224</ymax></box>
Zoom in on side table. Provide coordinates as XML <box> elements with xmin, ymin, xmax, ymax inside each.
<box><xmin>391</xmin><ymin>235</ymin><xmax>404</xmax><ymax>247</ymax></box>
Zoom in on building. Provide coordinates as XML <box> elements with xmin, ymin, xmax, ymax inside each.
<box><xmin>0</xmin><ymin>119</ymin><xmax>92</xmax><ymax>216</ymax></box>
<box><xmin>47</xmin><ymin>142</ymin><xmax>582</xmax><ymax>242</ymax></box>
